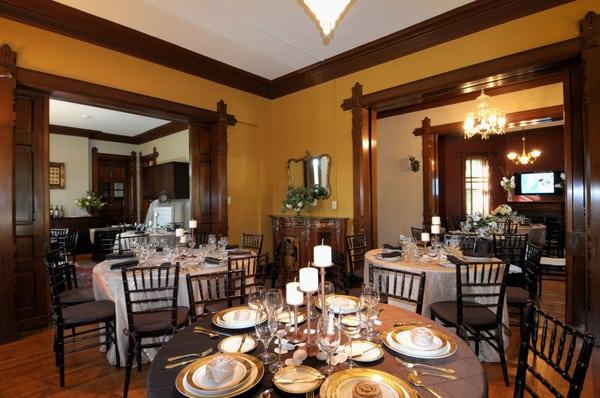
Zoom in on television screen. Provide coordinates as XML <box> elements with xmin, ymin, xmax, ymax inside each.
<box><xmin>519</xmin><ymin>172</ymin><xmax>556</xmax><ymax>194</ymax></box>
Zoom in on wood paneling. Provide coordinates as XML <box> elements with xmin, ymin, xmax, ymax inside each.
<box><xmin>211</xmin><ymin>101</ymin><xmax>228</xmax><ymax>236</ymax></box>
<box><xmin>0</xmin><ymin>44</ymin><xmax>17</xmax><ymax>343</ymax></box>
<box><xmin>581</xmin><ymin>11</ymin><xmax>600</xmax><ymax>337</ymax></box>
<box><xmin>13</xmin><ymin>89</ymin><xmax>49</xmax><ymax>332</ymax></box>
<box><xmin>134</xmin><ymin>121</ymin><xmax>187</xmax><ymax>144</ymax></box>
<box><xmin>50</xmin><ymin>124</ymin><xmax>137</xmax><ymax>144</ymax></box>
<box><xmin>142</xmin><ymin>162</ymin><xmax>189</xmax><ymax>201</ymax></box>
<box><xmin>189</xmin><ymin>123</ymin><xmax>212</xmax><ymax>233</ymax></box>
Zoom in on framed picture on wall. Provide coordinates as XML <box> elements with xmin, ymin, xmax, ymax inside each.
<box><xmin>49</xmin><ymin>162</ymin><xmax>65</xmax><ymax>189</ymax></box>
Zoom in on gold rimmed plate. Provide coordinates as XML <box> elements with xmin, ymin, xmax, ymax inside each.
<box><xmin>212</xmin><ymin>306</ymin><xmax>266</xmax><ymax>329</ymax></box>
<box><xmin>175</xmin><ymin>353</ymin><xmax>263</xmax><ymax>398</ymax></box>
<box><xmin>345</xmin><ymin>340</ymin><xmax>384</xmax><ymax>362</ymax></box>
<box><xmin>276</xmin><ymin>310</ymin><xmax>306</xmax><ymax>324</ymax></box>
<box><xmin>186</xmin><ymin>354</ymin><xmax>252</xmax><ymax>394</ymax></box>
<box><xmin>320</xmin><ymin>368</ymin><xmax>417</xmax><ymax>398</ymax></box>
<box><xmin>316</xmin><ymin>295</ymin><xmax>365</xmax><ymax>314</ymax></box>
<box><xmin>382</xmin><ymin>325</ymin><xmax>457</xmax><ymax>359</ymax></box>
<box><xmin>217</xmin><ymin>334</ymin><xmax>257</xmax><ymax>353</ymax></box>
<box><xmin>273</xmin><ymin>365</ymin><xmax>324</xmax><ymax>394</ymax></box>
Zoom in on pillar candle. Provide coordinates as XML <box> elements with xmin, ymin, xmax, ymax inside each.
<box><xmin>421</xmin><ymin>232</ymin><xmax>430</xmax><ymax>242</ymax></box>
<box><xmin>432</xmin><ymin>216</ymin><xmax>441</xmax><ymax>225</ymax></box>
<box><xmin>286</xmin><ymin>282</ymin><xmax>303</xmax><ymax>305</ymax></box>
<box><xmin>299</xmin><ymin>267</ymin><xmax>318</xmax><ymax>292</ymax></box>
<box><xmin>175</xmin><ymin>228</ymin><xmax>185</xmax><ymax>237</ymax></box>
<box><xmin>180</xmin><ymin>235</ymin><xmax>187</xmax><ymax>244</ymax></box>
<box><xmin>189</xmin><ymin>220</ymin><xmax>197</xmax><ymax>229</ymax></box>
<box><xmin>313</xmin><ymin>244</ymin><xmax>332</xmax><ymax>267</ymax></box>
<box><xmin>431</xmin><ymin>224</ymin><xmax>441</xmax><ymax>234</ymax></box>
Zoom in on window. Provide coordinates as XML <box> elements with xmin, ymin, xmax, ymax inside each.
<box><xmin>465</xmin><ymin>156</ymin><xmax>490</xmax><ymax>215</ymax></box>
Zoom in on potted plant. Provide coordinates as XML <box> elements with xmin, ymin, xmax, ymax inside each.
<box><xmin>75</xmin><ymin>191</ymin><xmax>106</xmax><ymax>216</ymax></box>
<box><xmin>282</xmin><ymin>185</ymin><xmax>328</xmax><ymax>216</ymax></box>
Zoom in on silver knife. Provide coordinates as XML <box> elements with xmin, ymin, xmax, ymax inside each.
<box><xmin>164</xmin><ymin>348</ymin><xmax>214</xmax><ymax>369</ymax></box>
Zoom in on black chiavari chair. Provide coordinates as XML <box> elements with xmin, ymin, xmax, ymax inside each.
<box><xmin>46</xmin><ymin>251</ymin><xmax>118</xmax><ymax>387</ymax></box>
<box><xmin>328</xmin><ymin>249</ymin><xmax>352</xmax><ymax>295</ymax></box>
<box><xmin>96</xmin><ymin>228</ymin><xmax>120</xmax><ymax>261</ymax></box>
<box><xmin>507</xmin><ymin>243</ymin><xmax>542</xmax><ymax>325</ymax></box>
<box><xmin>241</xmin><ymin>233</ymin><xmax>264</xmax><ymax>254</ymax></box>
<box><xmin>118</xmin><ymin>233</ymin><xmax>149</xmax><ymax>253</ymax></box>
<box><xmin>346</xmin><ymin>233</ymin><xmax>367</xmax><ymax>282</ymax></box>
<box><xmin>45</xmin><ymin>249</ymin><xmax>94</xmax><ymax>306</ymax></box>
<box><xmin>430</xmin><ymin>258</ymin><xmax>510</xmax><ymax>385</ymax></box>
<box><xmin>50</xmin><ymin>228</ymin><xmax>69</xmax><ymax>245</ymax></box>
<box><xmin>494</xmin><ymin>233</ymin><xmax>528</xmax><ymax>285</ymax></box>
<box><xmin>411</xmin><ymin>226</ymin><xmax>424</xmax><ymax>241</ymax></box>
<box><xmin>121</xmin><ymin>264</ymin><xmax>188</xmax><ymax>398</ymax></box>
<box><xmin>514</xmin><ymin>304</ymin><xmax>596</xmax><ymax>398</ymax></box>
<box><xmin>369</xmin><ymin>264</ymin><xmax>426</xmax><ymax>314</ymax></box>
<box><xmin>56</xmin><ymin>232</ymin><xmax>79</xmax><ymax>287</ymax></box>
<box><xmin>186</xmin><ymin>269</ymin><xmax>245</xmax><ymax>321</ymax></box>
<box><xmin>228</xmin><ymin>254</ymin><xmax>267</xmax><ymax>291</ymax></box>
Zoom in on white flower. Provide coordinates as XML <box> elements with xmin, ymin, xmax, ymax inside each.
<box><xmin>560</xmin><ymin>173</ymin><xmax>566</xmax><ymax>180</ymax></box>
<box><xmin>285</xmin><ymin>204</ymin><xmax>292</xmax><ymax>209</ymax></box>
<box><xmin>472</xmin><ymin>214</ymin><xmax>481</xmax><ymax>222</ymax></box>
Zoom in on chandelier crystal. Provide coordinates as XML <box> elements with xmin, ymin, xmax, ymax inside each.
<box><xmin>302</xmin><ymin>0</ymin><xmax>353</xmax><ymax>39</ymax></box>
<box><xmin>463</xmin><ymin>90</ymin><xmax>507</xmax><ymax>140</ymax></box>
<box><xmin>506</xmin><ymin>136</ymin><xmax>542</xmax><ymax>165</ymax></box>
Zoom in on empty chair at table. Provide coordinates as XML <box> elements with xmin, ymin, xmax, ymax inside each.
<box><xmin>45</xmin><ymin>249</ymin><xmax>94</xmax><ymax>306</ymax></box>
<box><xmin>46</xmin><ymin>251</ymin><xmax>119</xmax><ymax>387</ymax></box>
<box><xmin>96</xmin><ymin>228</ymin><xmax>120</xmax><ymax>261</ymax></box>
<box><xmin>430</xmin><ymin>259</ymin><xmax>510</xmax><ymax>386</ymax></box>
<box><xmin>186</xmin><ymin>269</ymin><xmax>246</xmax><ymax>321</ymax></box>
<box><xmin>506</xmin><ymin>243</ymin><xmax>542</xmax><ymax>325</ymax></box>
<box><xmin>118</xmin><ymin>232</ymin><xmax>149</xmax><ymax>253</ymax></box>
<box><xmin>56</xmin><ymin>232</ymin><xmax>80</xmax><ymax>288</ymax></box>
<box><xmin>411</xmin><ymin>226</ymin><xmax>424</xmax><ymax>241</ymax></box>
<box><xmin>228</xmin><ymin>254</ymin><xmax>267</xmax><ymax>291</ymax></box>
<box><xmin>368</xmin><ymin>264</ymin><xmax>426</xmax><ymax>314</ymax></box>
<box><xmin>494</xmin><ymin>233</ymin><xmax>528</xmax><ymax>285</ymax></box>
<box><xmin>346</xmin><ymin>233</ymin><xmax>367</xmax><ymax>283</ymax></box>
<box><xmin>50</xmin><ymin>228</ymin><xmax>69</xmax><ymax>245</ymax></box>
<box><xmin>514</xmin><ymin>304</ymin><xmax>596</xmax><ymax>398</ymax></box>
<box><xmin>121</xmin><ymin>263</ymin><xmax>189</xmax><ymax>398</ymax></box>
<box><xmin>241</xmin><ymin>232</ymin><xmax>263</xmax><ymax>254</ymax></box>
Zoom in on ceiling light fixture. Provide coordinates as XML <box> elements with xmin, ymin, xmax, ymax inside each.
<box><xmin>301</xmin><ymin>0</ymin><xmax>353</xmax><ymax>41</ymax></box>
<box><xmin>506</xmin><ymin>133</ymin><xmax>541</xmax><ymax>165</ymax></box>
<box><xmin>463</xmin><ymin>89</ymin><xmax>506</xmax><ymax>140</ymax></box>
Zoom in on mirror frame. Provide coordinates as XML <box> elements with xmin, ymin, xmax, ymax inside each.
<box><xmin>287</xmin><ymin>151</ymin><xmax>331</xmax><ymax>198</ymax></box>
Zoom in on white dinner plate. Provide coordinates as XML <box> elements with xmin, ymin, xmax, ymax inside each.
<box><xmin>394</xmin><ymin>330</ymin><xmax>444</xmax><ymax>351</ymax></box>
<box><xmin>385</xmin><ymin>333</ymin><xmax>452</xmax><ymax>358</ymax></box>
<box><xmin>218</xmin><ymin>335</ymin><xmax>257</xmax><ymax>353</ymax></box>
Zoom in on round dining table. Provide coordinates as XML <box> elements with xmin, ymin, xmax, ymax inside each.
<box><xmin>147</xmin><ymin>304</ymin><xmax>487</xmax><ymax>398</ymax></box>
<box><xmin>364</xmin><ymin>249</ymin><xmax>509</xmax><ymax>363</ymax></box>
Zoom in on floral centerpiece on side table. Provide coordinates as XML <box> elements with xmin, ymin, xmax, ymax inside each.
<box><xmin>491</xmin><ymin>204</ymin><xmax>514</xmax><ymax>218</ymax></box>
<box><xmin>464</xmin><ymin>212</ymin><xmax>497</xmax><ymax>237</ymax></box>
<box><xmin>75</xmin><ymin>191</ymin><xmax>106</xmax><ymax>216</ymax></box>
<box><xmin>282</xmin><ymin>185</ymin><xmax>328</xmax><ymax>216</ymax></box>
<box><xmin>500</xmin><ymin>175</ymin><xmax>516</xmax><ymax>201</ymax></box>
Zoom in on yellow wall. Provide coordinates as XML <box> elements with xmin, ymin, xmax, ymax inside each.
<box><xmin>3</xmin><ymin>0</ymin><xmax>598</xmax><ymax>254</ymax></box>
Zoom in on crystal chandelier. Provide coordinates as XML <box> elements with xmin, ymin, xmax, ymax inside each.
<box><xmin>463</xmin><ymin>90</ymin><xmax>507</xmax><ymax>139</ymax></box>
<box><xmin>506</xmin><ymin>136</ymin><xmax>542</xmax><ymax>165</ymax></box>
<box><xmin>302</xmin><ymin>0</ymin><xmax>353</xmax><ymax>40</ymax></box>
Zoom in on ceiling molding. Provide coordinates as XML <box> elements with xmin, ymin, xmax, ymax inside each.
<box><xmin>0</xmin><ymin>0</ymin><xmax>573</xmax><ymax>99</ymax></box>
<box><xmin>134</xmin><ymin>121</ymin><xmax>188</xmax><ymax>145</ymax></box>
<box><xmin>411</xmin><ymin>105</ymin><xmax>564</xmax><ymax>136</ymax></box>
<box><xmin>50</xmin><ymin>124</ymin><xmax>138</xmax><ymax>144</ymax></box>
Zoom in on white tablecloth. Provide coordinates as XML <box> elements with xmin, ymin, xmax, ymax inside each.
<box><xmin>516</xmin><ymin>224</ymin><xmax>547</xmax><ymax>246</ymax></box>
<box><xmin>93</xmin><ymin>251</ymin><xmax>254</xmax><ymax>366</ymax></box>
<box><xmin>364</xmin><ymin>249</ymin><xmax>510</xmax><ymax>362</ymax></box>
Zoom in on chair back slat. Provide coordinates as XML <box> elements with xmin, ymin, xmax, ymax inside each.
<box><xmin>514</xmin><ymin>304</ymin><xmax>596</xmax><ymax>398</ymax></box>
<box><xmin>186</xmin><ymin>269</ymin><xmax>245</xmax><ymax>321</ymax></box>
<box><xmin>369</xmin><ymin>264</ymin><xmax>426</xmax><ymax>315</ymax></box>
<box><xmin>493</xmin><ymin>233</ymin><xmax>528</xmax><ymax>269</ymax></box>
<box><xmin>118</xmin><ymin>233</ymin><xmax>149</xmax><ymax>253</ymax></box>
<box><xmin>346</xmin><ymin>234</ymin><xmax>367</xmax><ymax>275</ymax></box>
<box><xmin>241</xmin><ymin>233</ymin><xmax>264</xmax><ymax>254</ymax></box>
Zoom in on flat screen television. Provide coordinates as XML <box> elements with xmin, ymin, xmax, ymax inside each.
<box><xmin>515</xmin><ymin>171</ymin><xmax>563</xmax><ymax>195</ymax></box>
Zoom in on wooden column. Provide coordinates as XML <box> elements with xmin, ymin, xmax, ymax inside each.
<box><xmin>581</xmin><ymin>11</ymin><xmax>600</xmax><ymax>336</ymax></box>
<box><xmin>189</xmin><ymin>122</ymin><xmax>211</xmax><ymax>233</ymax></box>
<box><xmin>421</xmin><ymin>117</ymin><xmax>439</xmax><ymax>223</ymax></box>
<box><xmin>129</xmin><ymin>151</ymin><xmax>137</xmax><ymax>222</ymax></box>
<box><xmin>0</xmin><ymin>44</ymin><xmax>17</xmax><ymax>342</ymax></box>
<box><xmin>211</xmin><ymin>100</ymin><xmax>228</xmax><ymax>236</ymax></box>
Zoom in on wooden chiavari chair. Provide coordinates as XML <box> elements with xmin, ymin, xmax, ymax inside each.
<box><xmin>507</xmin><ymin>243</ymin><xmax>543</xmax><ymax>324</ymax></box>
<box><xmin>228</xmin><ymin>254</ymin><xmax>267</xmax><ymax>291</ymax></box>
<box><xmin>346</xmin><ymin>233</ymin><xmax>367</xmax><ymax>283</ymax></box>
<box><xmin>186</xmin><ymin>269</ymin><xmax>245</xmax><ymax>321</ymax></box>
<box><xmin>369</xmin><ymin>264</ymin><xmax>426</xmax><ymax>314</ymax></box>
<box><xmin>241</xmin><ymin>233</ymin><xmax>264</xmax><ymax>254</ymax></box>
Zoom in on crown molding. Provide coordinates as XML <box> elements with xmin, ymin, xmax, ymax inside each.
<box><xmin>0</xmin><ymin>0</ymin><xmax>573</xmax><ymax>99</ymax></box>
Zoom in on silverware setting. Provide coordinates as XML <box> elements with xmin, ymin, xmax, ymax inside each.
<box><xmin>163</xmin><ymin>348</ymin><xmax>214</xmax><ymax>369</ymax></box>
<box><xmin>349</xmin><ymin>345</ymin><xmax>380</xmax><ymax>358</ymax></box>
<box><xmin>408</xmin><ymin>371</ymin><xmax>443</xmax><ymax>398</ymax></box>
<box><xmin>237</xmin><ymin>333</ymin><xmax>248</xmax><ymax>352</ymax></box>
<box><xmin>194</xmin><ymin>326</ymin><xmax>232</xmax><ymax>337</ymax></box>
<box><xmin>166</xmin><ymin>348</ymin><xmax>214</xmax><ymax>362</ymax></box>
<box><xmin>393</xmin><ymin>321</ymin><xmax>433</xmax><ymax>327</ymax></box>
<box><xmin>395</xmin><ymin>357</ymin><xmax>456</xmax><ymax>374</ymax></box>
<box><xmin>410</xmin><ymin>369</ymin><xmax>457</xmax><ymax>380</ymax></box>
<box><xmin>274</xmin><ymin>374</ymin><xmax>325</xmax><ymax>384</ymax></box>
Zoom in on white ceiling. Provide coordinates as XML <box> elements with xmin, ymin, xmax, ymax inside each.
<box><xmin>50</xmin><ymin>99</ymin><xmax>171</xmax><ymax>136</ymax></box>
<box><xmin>54</xmin><ymin>0</ymin><xmax>472</xmax><ymax>79</ymax></box>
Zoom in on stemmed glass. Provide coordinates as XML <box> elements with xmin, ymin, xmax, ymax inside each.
<box><xmin>248</xmin><ymin>286</ymin><xmax>266</xmax><ymax>311</ymax></box>
<box><xmin>317</xmin><ymin>310</ymin><xmax>341</xmax><ymax>375</ymax></box>
<box><xmin>269</xmin><ymin>305</ymin><xmax>292</xmax><ymax>373</ymax></box>
<box><xmin>341</xmin><ymin>305</ymin><xmax>363</xmax><ymax>369</ymax></box>
<box><xmin>255</xmin><ymin>307</ymin><xmax>276</xmax><ymax>364</ymax></box>
<box><xmin>265</xmin><ymin>289</ymin><xmax>283</xmax><ymax>317</ymax></box>
<box><xmin>360</xmin><ymin>283</ymin><xmax>380</xmax><ymax>340</ymax></box>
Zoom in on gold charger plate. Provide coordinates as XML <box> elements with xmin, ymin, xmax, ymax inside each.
<box><xmin>319</xmin><ymin>368</ymin><xmax>418</xmax><ymax>398</ymax></box>
<box><xmin>175</xmin><ymin>353</ymin><xmax>264</xmax><ymax>398</ymax></box>
<box><xmin>316</xmin><ymin>295</ymin><xmax>365</xmax><ymax>314</ymax></box>
<box><xmin>273</xmin><ymin>365</ymin><xmax>323</xmax><ymax>394</ymax></box>
<box><xmin>382</xmin><ymin>325</ymin><xmax>458</xmax><ymax>359</ymax></box>
<box><xmin>211</xmin><ymin>306</ymin><xmax>266</xmax><ymax>329</ymax></box>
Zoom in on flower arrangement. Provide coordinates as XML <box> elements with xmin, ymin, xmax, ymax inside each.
<box><xmin>555</xmin><ymin>172</ymin><xmax>566</xmax><ymax>189</ymax></box>
<box><xmin>282</xmin><ymin>185</ymin><xmax>328</xmax><ymax>215</ymax></box>
<box><xmin>500</xmin><ymin>175</ymin><xmax>516</xmax><ymax>192</ymax></box>
<box><xmin>491</xmin><ymin>204</ymin><xmax>513</xmax><ymax>218</ymax></box>
<box><xmin>75</xmin><ymin>191</ymin><xmax>106</xmax><ymax>215</ymax></box>
<box><xmin>464</xmin><ymin>212</ymin><xmax>497</xmax><ymax>237</ymax></box>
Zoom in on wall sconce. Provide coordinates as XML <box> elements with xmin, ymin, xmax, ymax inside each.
<box><xmin>409</xmin><ymin>156</ymin><xmax>420</xmax><ymax>172</ymax></box>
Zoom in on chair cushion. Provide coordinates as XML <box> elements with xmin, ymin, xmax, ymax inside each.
<box><xmin>62</xmin><ymin>300</ymin><xmax>115</xmax><ymax>326</ymax></box>
<box><xmin>508</xmin><ymin>264</ymin><xmax>522</xmax><ymax>274</ymax></box>
<box><xmin>540</xmin><ymin>257</ymin><xmax>566</xmax><ymax>267</ymax></box>
<box><xmin>507</xmin><ymin>286</ymin><xmax>530</xmax><ymax>305</ymax></box>
<box><xmin>430</xmin><ymin>301</ymin><xmax>497</xmax><ymax>328</ymax></box>
<box><xmin>60</xmin><ymin>287</ymin><xmax>95</xmax><ymax>305</ymax></box>
<box><xmin>131</xmin><ymin>306</ymin><xmax>189</xmax><ymax>333</ymax></box>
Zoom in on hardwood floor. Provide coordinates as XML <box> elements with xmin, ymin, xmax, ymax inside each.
<box><xmin>0</xmin><ymin>279</ymin><xmax>597</xmax><ymax>397</ymax></box>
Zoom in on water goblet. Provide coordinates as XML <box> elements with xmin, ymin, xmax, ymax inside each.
<box><xmin>269</xmin><ymin>306</ymin><xmax>292</xmax><ymax>373</ymax></box>
<box><xmin>248</xmin><ymin>286</ymin><xmax>266</xmax><ymax>311</ymax></box>
<box><xmin>255</xmin><ymin>308</ymin><xmax>276</xmax><ymax>364</ymax></box>
<box><xmin>266</xmin><ymin>288</ymin><xmax>283</xmax><ymax>316</ymax></box>
<box><xmin>360</xmin><ymin>283</ymin><xmax>380</xmax><ymax>340</ymax></box>
<box><xmin>317</xmin><ymin>311</ymin><xmax>341</xmax><ymax>375</ymax></box>
<box><xmin>341</xmin><ymin>305</ymin><xmax>363</xmax><ymax>369</ymax></box>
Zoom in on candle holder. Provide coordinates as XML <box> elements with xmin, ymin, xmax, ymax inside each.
<box><xmin>312</xmin><ymin>262</ymin><xmax>332</xmax><ymax>316</ymax></box>
<box><xmin>287</xmin><ymin>304</ymin><xmax>305</xmax><ymax>344</ymax></box>
<box><xmin>299</xmin><ymin>287</ymin><xmax>318</xmax><ymax>356</ymax></box>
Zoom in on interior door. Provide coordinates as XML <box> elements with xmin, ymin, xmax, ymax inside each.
<box><xmin>14</xmin><ymin>88</ymin><xmax>49</xmax><ymax>331</ymax></box>
<box><xmin>98</xmin><ymin>157</ymin><xmax>130</xmax><ymax>224</ymax></box>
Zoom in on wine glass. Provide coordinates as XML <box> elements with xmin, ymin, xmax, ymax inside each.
<box><xmin>360</xmin><ymin>283</ymin><xmax>380</xmax><ymax>340</ymax></box>
<box><xmin>269</xmin><ymin>305</ymin><xmax>292</xmax><ymax>373</ymax></box>
<box><xmin>248</xmin><ymin>286</ymin><xmax>266</xmax><ymax>311</ymax></box>
<box><xmin>266</xmin><ymin>288</ymin><xmax>283</xmax><ymax>316</ymax></box>
<box><xmin>255</xmin><ymin>308</ymin><xmax>276</xmax><ymax>364</ymax></box>
<box><xmin>341</xmin><ymin>305</ymin><xmax>363</xmax><ymax>369</ymax></box>
<box><xmin>317</xmin><ymin>311</ymin><xmax>341</xmax><ymax>375</ymax></box>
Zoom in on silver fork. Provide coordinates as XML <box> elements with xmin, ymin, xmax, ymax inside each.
<box><xmin>395</xmin><ymin>356</ymin><xmax>456</xmax><ymax>374</ymax></box>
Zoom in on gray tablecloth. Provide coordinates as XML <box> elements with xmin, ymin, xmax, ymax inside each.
<box><xmin>147</xmin><ymin>304</ymin><xmax>487</xmax><ymax>398</ymax></box>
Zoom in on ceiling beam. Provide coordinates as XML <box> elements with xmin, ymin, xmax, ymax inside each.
<box><xmin>134</xmin><ymin>121</ymin><xmax>188</xmax><ymax>145</ymax></box>
<box><xmin>50</xmin><ymin>124</ymin><xmax>138</xmax><ymax>144</ymax></box>
<box><xmin>0</xmin><ymin>0</ymin><xmax>573</xmax><ymax>99</ymax></box>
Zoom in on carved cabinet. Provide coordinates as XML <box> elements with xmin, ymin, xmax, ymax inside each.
<box><xmin>270</xmin><ymin>215</ymin><xmax>348</xmax><ymax>275</ymax></box>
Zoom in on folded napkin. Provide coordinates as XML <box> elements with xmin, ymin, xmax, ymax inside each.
<box><xmin>382</xmin><ymin>243</ymin><xmax>402</xmax><ymax>250</ymax></box>
<box><xmin>205</xmin><ymin>355</ymin><xmax>236</xmax><ymax>384</ymax></box>
<box><xmin>109</xmin><ymin>258</ymin><xmax>139</xmax><ymax>270</ymax></box>
<box><xmin>225</xmin><ymin>244</ymin><xmax>239</xmax><ymax>249</ymax></box>
<box><xmin>379</xmin><ymin>251</ymin><xmax>402</xmax><ymax>258</ymax></box>
<box><xmin>205</xmin><ymin>256</ymin><xmax>223</xmax><ymax>264</ymax></box>
<box><xmin>105</xmin><ymin>252</ymin><xmax>134</xmax><ymax>260</ymax></box>
<box><xmin>352</xmin><ymin>381</ymin><xmax>382</xmax><ymax>398</ymax></box>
